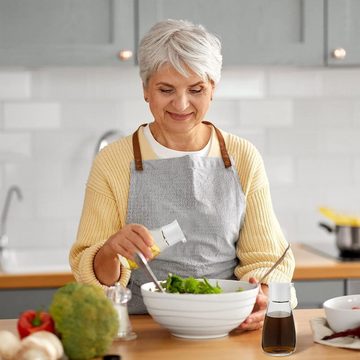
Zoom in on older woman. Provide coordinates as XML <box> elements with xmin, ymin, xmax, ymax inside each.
<box><xmin>70</xmin><ymin>19</ymin><xmax>296</xmax><ymax>330</ymax></box>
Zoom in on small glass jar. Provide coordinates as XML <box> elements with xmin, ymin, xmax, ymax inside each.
<box><xmin>262</xmin><ymin>282</ymin><xmax>296</xmax><ymax>356</ymax></box>
<box><xmin>106</xmin><ymin>282</ymin><xmax>137</xmax><ymax>341</ymax></box>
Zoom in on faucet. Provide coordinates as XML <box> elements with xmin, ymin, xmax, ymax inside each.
<box><xmin>0</xmin><ymin>185</ymin><xmax>23</xmax><ymax>250</ymax></box>
<box><xmin>94</xmin><ymin>130</ymin><xmax>120</xmax><ymax>157</ymax></box>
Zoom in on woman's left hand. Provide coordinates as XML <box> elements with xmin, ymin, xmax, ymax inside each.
<box><xmin>238</xmin><ymin>277</ymin><xmax>268</xmax><ymax>331</ymax></box>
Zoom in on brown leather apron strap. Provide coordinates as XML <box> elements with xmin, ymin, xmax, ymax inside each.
<box><xmin>132</xmin><ymin>123</ymin><xmax>148</xmax><ymax>171</ymax></box>
<box><xmin>202</xmin><ymin>121</ymin><xmax>232</xmax><ymax>168</ymax></box>
<box><xmin>132</xmin><ymin>121</ymin><xmax>232</xmax><ymax>171</ymax></box>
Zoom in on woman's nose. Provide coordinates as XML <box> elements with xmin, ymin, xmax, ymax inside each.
<box><xmin>172</xmin><ymin>93</ymin><xmax>190</xmax><ymax>111</ymax></box>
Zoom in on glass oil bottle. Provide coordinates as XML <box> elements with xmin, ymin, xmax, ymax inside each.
<box><xmin>125</xmin><ymin>220</ymin><xmax>186</xmax><ymax>269</ymax></box>
<box><xmin>262</xmin><ymin>282</ymin><xmax>296</xmax><ymax>356</ymax></box>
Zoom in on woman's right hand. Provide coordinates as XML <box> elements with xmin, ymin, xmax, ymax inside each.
<box><xmin>94</xmin><ymin>224</ymin><xmax>154</xmax><ymax>286</ymax></box>
<box><xmin>103</xmin><ymin>223</ymin><xmax>154</xmax><ymax>261</ymax></box>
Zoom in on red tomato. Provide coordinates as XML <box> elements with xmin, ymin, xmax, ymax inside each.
<box><xmin>17</xmin><ymin>310</ymin><xmax>55</xmax><ymax>339</ymax></box>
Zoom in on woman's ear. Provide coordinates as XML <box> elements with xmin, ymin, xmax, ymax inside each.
<box><xmin>210</xmin><ymin>80</ymin><xmax>215</xmax><ymax>101</ymax></box>
<box><xmin>143</xmin><ymin>83</ymin><xmax>149</xmax><ymax>102</ymax></box>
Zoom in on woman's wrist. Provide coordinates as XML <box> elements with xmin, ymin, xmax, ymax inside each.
<box><xmin>94</xmin><ymin>243</ymin><xmax>121</xmax><ymax>286</ymax></box>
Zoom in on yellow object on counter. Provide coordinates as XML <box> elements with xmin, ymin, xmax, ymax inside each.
<box><xmin>319</xmin><ymin>207</ymin><xmax>360</xmax><ymax>227</ymax></box>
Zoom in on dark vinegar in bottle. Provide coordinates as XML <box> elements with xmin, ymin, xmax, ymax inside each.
<box><xmin>262</xmin><ymin>311</ymin><xmax>296</xmax><ymax>355</ymax></box>
<box><xmin>262</xmin><ymin>282</ymin><xmax>296</xmax><ymax>356</ymax></box>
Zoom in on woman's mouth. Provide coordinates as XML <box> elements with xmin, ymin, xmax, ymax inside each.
<box><xmin>167</xmin><ymin>111</ymin><xmax>193</xmax><ymax>121</ymax></box>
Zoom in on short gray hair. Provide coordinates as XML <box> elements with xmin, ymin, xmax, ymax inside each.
<box><xmin>138</xmin><ymin>19</ymin><xmax>222</xmax><ymax>86</ymax></box>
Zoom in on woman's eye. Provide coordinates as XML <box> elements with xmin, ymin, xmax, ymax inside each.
<box><xmin>189</xmin><ymin>88</ymin><xmax>203</xmax><ymax>94</ymax></box>
<box><xmin>159</xmin><ymin>88</ymin><xmax>173</xmax><ymax>93</ymax></box>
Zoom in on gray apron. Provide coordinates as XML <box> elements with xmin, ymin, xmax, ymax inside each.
<box><xmin>127</xmin><ymin>122</ymin><xmax>245</xmax><ymax>314</ymax></box>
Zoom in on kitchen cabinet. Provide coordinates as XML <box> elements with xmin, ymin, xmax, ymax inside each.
<box><xmin>0</xmin><ymin>272</ymin><xmax>74</xmax><ymax>318</ymax></box>
<box><xmin>326</xmin><ymin>0</ymin><xmax>360</xmax><ymax>65</ymax></box>
<box><xmin>0</xmin><ymin>288</ymin><xmax>57</xmax><ymax>318</ymax></box>
<box><xmin>138</xmin><ymin>0</ymin><xmax>324</xmax><ymax>66</ymax></box>
<box><xmin>0</xmin><ymin>0</ymin><xmax>135</xmax><ymax>66</ymax></box>
<box><xmin>1</xmin><ymin>0</ymin><xmax>360</xmax><ymax>67</ymax></box>
<box><xmin>294</xmin><ymin>280</ymin><xmax>344</xmax><ymax>309</ymax></box>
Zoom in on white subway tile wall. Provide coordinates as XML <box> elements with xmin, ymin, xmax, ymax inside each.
<box><xmin>0</xmin><ymin>71</ymin><xmax>31</xmax><ymax>99</ymax></box>
<box><xmin>353</xmin><ymin>101</ymin><xmax>360</xmax><ymax>127</ymax></box>
<box><xmin>355</xmin><ymin>159</ymin><xmax>360</xmax><ymax>184</ymax></box>
<box><xmin>322</xmin><ymin>70</ymin><xmax>360</xmax><ymax>97</ymax></box>
<box><xmin>4</xmin><ymin>102</ymin><xmax>61</xmax><ymax>129</ymax></box>
<box><xmin>239</xmin><ymin>99</ymin><xmax>293</xmax><ymax>127</ymax></box>
<box><xmin>268</xmin><ymin>69</ymin><xmax>323</xmax><ymax>97</ymax></box>
<box><xmin>0</xmin><ymin>66</ymin><xmax>359</xmax><ymax>251</ymax></box>
<box><xmin>0</xmin><ymin>103</ymin><xmax>3</xmax><ymax>128</ymax></box>
<box><xmin>62</xmin><ymin>102</ymin><xmax>119</xmax><ymax>129</ymax></box>
<box><xmin>0</xmin><ymin>133</ymin><xmax>32</xmax><ymax>160</ymax></box>
<box><xmin>217</xmin><ymin>68</ymin><xmax>265</xmax><ymax>98</ymax></box>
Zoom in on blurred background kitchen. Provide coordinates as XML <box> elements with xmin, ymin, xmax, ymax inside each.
<box><xmin>0</xmin><ymin>0</ymin><xmax>360</xmax><ymax>314</ymax></box>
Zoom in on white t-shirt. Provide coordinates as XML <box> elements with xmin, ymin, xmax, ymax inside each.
<box><xmin>143</xmin><ymin>124</ymin><xmax>211</xmax><ymax>159</ymax></box>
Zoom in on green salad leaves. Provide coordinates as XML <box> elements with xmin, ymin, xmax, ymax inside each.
<box><xmin>162</xmin><ymin>274</ymin><xmax>223</xmax><ymax>294</ymax></box>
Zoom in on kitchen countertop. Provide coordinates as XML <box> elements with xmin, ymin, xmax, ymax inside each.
<box><xmin>0</xmin><ymin>243</ymin><xmax>359</xmax><ymax>289</ymax></box>
<box><xmin>292</xmin><ymin>243</ymin><xmax>360</xmax><ymax>280</ymax></box>
<box><xmin>0</xmin><ymin>309</ymin><xmax>358</xmax><ymax>359</ymax></box>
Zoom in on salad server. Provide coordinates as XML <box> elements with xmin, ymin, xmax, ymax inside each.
<box><xmin>134</xmin><ymin>251</ymin><xmax>165</xmax><ymax>293</ymax></box>
<box><xmin>258</xmin><ymin>243</ymin><xmax>291</xmax><ymax>284</ymax></box>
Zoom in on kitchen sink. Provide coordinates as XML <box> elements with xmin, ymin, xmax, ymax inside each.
<box><xmin>0</xmin><ymin>247</ymin><xmax>71</xmax><ymax>273</ymax></box>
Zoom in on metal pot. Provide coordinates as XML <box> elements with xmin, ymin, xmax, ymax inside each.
<box><xmin>319</xmin><ymin>222</ymin><xmax>360</xmax><ymax>257</ymax></box>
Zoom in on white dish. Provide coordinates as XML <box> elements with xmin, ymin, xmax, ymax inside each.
<box><xmin>141</xmin><ymin>279</ymin><xmax>259</xmax><ymax>339</ymax></box>
<box><xmin>323</xmin><ymin>294</ymin><xmax>360</xmax><ymax>332</ymax></box>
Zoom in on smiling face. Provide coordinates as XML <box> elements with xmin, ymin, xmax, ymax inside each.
<box><xmin>143</xmin><ymin>64</ymin><xmax>214</xmax><ymax>138</ymax></box>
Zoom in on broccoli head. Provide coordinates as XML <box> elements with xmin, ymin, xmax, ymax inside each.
<box><xmin>49</xmin><ymin>282</ymin><xmax>119</xmax><ymax>360</ymax></box>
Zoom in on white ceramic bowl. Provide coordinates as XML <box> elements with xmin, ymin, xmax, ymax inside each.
<box><xmin>141</xmin><ymin>279</ymin><xmax>259</xmax><ymax>339</ymax></box>
<box><xmin>323</xmin><ymin>294</ymin><xmax>360</xmax><ymax>332</ymax></box>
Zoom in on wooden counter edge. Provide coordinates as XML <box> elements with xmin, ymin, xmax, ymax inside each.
<box><xmin>0</xmin><ymin>272</ymin><xmax>75</xmax><ymax>289</ymax></box>
<box><xmin>292</xmin><ymin>243</ymin><xmax>360</xmax><ymax>280</ymax></box>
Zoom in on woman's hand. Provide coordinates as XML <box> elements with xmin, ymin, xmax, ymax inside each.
<box><xmin>103</xmin><ymin>223</ymin><xmax>154</xmax><ymax>261</ymax></box>
<box><xmin>94</xmin><ymin>224</ymin><xmax>153</xmax><ymax>286</ymax></box>
<box><xmin>238</xmin><ymin>277</ymin><xmax>268</xmax><ymax>331</ymax></box>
